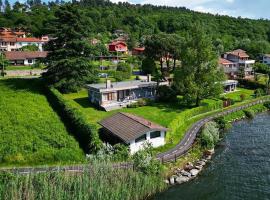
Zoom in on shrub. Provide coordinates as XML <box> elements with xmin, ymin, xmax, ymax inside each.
<box><xmin>156</xmin><ymin>85</ymin><xmax>177</xmax><ymax>102</ymax></box>
<box><xmin>264</xmin><ymin>102</ymin><xmax>270</xmax><ymax>109</ymax></box>
<box><xmin>45</xmin><ymin>87</ymin><xmax>102</xmax><ymax>153</ymax></box>
<box><xmin>132</xmin><ymin>143</ymin><xmax>163</xmax><ymax>175</ymax></box>
<box><xmin>238</xmin><ymin>79</ymin><xmax>266</xmax><ymax>90</ymax></box>
<box><xmin>254</xmin><ymin>88</ymin><xmax>265</xmax><ymax>98</ymax></box>
<box><xmin>244</xmin><ymin>109</ymin><xmax>255</xmax><ymax>119</ymax></box>
<box><xmin>200</xmin><ymin>121</ymin><xmax>220</xmax><ymax>149</ymax></box>
<box><xmin>240</xmin><ymin>94</ymin><xmax>246</xmax><ymax>101</ymax></box>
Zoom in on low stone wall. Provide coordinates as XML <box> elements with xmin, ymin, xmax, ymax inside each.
<box><xmin>6</xmin><ymin>69</ymin><xmax>46</xmax><ymax>77</ymax></box>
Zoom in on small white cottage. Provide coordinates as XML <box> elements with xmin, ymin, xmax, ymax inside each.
<box><xmin>99</xmin><ymin>112</ymin><xmax>168</xmax><ymax>154</ymax></box>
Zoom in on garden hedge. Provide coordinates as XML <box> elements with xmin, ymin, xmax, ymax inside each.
<box><xmin>45</xmin><ymin>87</ymin><xmax>102</xmax><ymax>153</ymax></box>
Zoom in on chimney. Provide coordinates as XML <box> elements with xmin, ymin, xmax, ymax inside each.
<box><xmin>147</xmin><ymin>74</ymin><xmax>151</xmax><ymax>82</ymax></box>
<box><xmin>106</xmin><ymin>79</ymin><xmax>111</xmax><ymax>89</ymax></box>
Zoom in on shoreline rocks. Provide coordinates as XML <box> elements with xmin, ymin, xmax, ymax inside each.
<box><xmin>166</xmin><ymin>149</ymin><xmax>215</xmax><ymax>185</ymax></box>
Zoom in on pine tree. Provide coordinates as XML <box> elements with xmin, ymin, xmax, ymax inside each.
<box><xmin>43</xmin><ymin>4</ymin><xmax>98</xmax><ymax>93</ymax></box>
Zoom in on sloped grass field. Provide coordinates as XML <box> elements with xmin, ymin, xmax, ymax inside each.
<box><xmin>0</xmin><ymin>79</ymin><xmax>84</xmax><ymax>166</ymax></box>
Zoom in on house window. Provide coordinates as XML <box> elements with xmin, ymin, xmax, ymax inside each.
<box><xmin>107</xmin><ymin>93</ymin><xmax>113</xmax><ymax>101</ymax></box>
<box><xmin>28</xmin><ymin>59</ymin><xmax>33</xmax><ymax>64</ymax></box>
<box><xmin>135</xmin><ymin>134</ymin><xmax>146</xmax><ymax>143</ymax></box>
<box><xmin>150</xmin><ymin>131</ymin><xmax>161</xmax><ymax>139</ymax></box>
<box><xmin>10</xmin><ymin>42</ymin><xmax>15</xmax><ymax>46</ymax></box>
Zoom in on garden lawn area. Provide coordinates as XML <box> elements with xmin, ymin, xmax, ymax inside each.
<box><xmin>63</xmin><ymin>89</ymin><xmax>184</xmax><ymax>128</ymax></box>
<box><xmin>0</xmin><ymin>78</ymin><xmax>84</xmax><ymax>166</ymax></box>
<box><xmin>6</xmin><ymin>66</ymin><xmax>33</xmax><ymax>71</ymax></box>
<box><xmin>222</xmin><ymin>88</ymin><xmax>254</xmax><ymax>102</ymax></box>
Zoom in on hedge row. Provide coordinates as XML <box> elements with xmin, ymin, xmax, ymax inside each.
<box><xmin>45</xmin><ymin>87</ymin><xmax>102</xmax><ymax>153</ymax></box>
<box><xmin>158</xmin><ymin>100</ymin><xmax>223</xmax><ymax>151</ymax></box>
<box><xmin>237</xmin><ymin>79</ymin><xmax>266</xmax><ymax>90</ymax></box>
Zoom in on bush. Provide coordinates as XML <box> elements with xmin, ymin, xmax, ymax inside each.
<box><xmin>200</xmin><ymin>121</ymin><xmax>220</xmax><ymax>149</ymax></box>
<box><xmin>254</xmin><ymin>88</ymin><xmax>265</xmax><ymax>98</ymax></box>
<box><xmin>240</xmin><ymin>94</ymin><xmax>246</xmax><ymax>101</ymax></box>
<box><xmin>264</xmin><ymin>102</ymin><xmax>270</xmax><ymax>109</ymax></box>
<box><xmin>244</xmin><ymin>109</ymin><xmax>255</xmax><ymax>119</ymax></box>
<box><xmin>156</xmin><ymin>85</ymin><xmax>177</xmax><ymax>102</ymax></box>
<box><xmin>127</xmin><ymin>98</ymin><xmax>150</xmax><ymax>108</ymax></box>
<box><xmin>45</xmin><ymin>87</ymin><xmax>102</xmax><ymax>153</ymax></box>
<box><xmin>132</xmin><ymin>143</ymin><xmax>163</xmax><ymax>175</ymax></box>
<box><xmin>238</xmin><ymin>79</ymin><xmax>266</xmax><ymax>90</ymax></box>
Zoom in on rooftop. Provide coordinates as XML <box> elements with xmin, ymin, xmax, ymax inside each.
<box><xmin>99</xmin><ymin>112</ymin><xmax>168</xmax><ymax>143</ymax></box>
<box><xmin>219</xmin><ymin>58</ymin><xmax>234</xmax><ymax>65</ymax></box>
<box><xmin>227</xmin><ymin>49</ymin><xmax>250</xmax><ymax>58</ymax></box>
<box><xmin>87</xmin><ymin>80</ymin><xmax>161</xmax><ymax>92</ymax></box>
<box><xmin>4</xmin><ymin>51</ymin><xmax>48</xmax><ymax>60</ymax></box>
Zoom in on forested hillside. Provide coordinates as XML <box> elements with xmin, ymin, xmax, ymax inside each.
<box><xmin>0</xmin><ymin>0</ymin><xmax>270</xmax><ymax>56</ymax></box>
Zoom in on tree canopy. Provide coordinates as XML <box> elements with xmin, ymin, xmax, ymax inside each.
<box><xmin>42</xmin><ymin>4</ymin><xmax>98</xmax><ymax>93</ymax></box>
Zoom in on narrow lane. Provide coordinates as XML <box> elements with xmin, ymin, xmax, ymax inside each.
<box><xmin>157</xmin><ymin>98</ymin><xmax>270</xmax><ymax>162</ymax></box>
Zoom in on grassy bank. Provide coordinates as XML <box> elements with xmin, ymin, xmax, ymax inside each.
<box><xmin>0</xmin><ymin>78</ymin><xmax>84</xmax><ymax>166</ymax></box>
<box><xmin>0</xmin><ymin>160</ymin><xmax>167</xmax><ymax>200</ymax></box>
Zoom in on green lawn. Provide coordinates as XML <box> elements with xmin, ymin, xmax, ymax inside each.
<box><xmin>6</xmin><ymin>65</ymin><xmax>46</xmax><ymax>71</ymax></box>
<box><xmin>222</xmin><ymin>88</ymin><xmax>254</xmax><ymax>102</ymax></box>
<box><xmin>0</xmin><ymin>78</ymin><xmax>84</xmax><ymax>166</ymax></box>
<box><xmin>63</xmin><ymin>89</ymin><xmax>183</xmax><ymax>127</ymax></box>
<box><xmin>6</xmin><ymin>65</ymin><xmax>33</xmax><ymax>70</ymax></box>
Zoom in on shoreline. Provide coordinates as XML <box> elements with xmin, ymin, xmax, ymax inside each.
<box><xmin>166</xmin><ymin>107</ymin><xmax>270</xmax><ymax>186</ymax></box>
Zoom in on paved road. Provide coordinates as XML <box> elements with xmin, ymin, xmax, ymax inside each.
<box><xmin>157</xmin><ymin>98</ymin><xmax>270</xmax><ymax>163</ymax></box>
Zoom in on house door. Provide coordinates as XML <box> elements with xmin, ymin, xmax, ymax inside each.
<box><xmin>117</xmin><ymin>90</ymin><xmax>124</xmax><ymax>101</ymax></box>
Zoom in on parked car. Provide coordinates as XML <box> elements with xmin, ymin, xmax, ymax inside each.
<box><xmin>98</xmin><ymin>73</ymin><xmax>108</xmax><ymax>78</ymax></box>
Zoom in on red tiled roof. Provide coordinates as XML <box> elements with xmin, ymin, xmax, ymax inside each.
<box><xmin>227</xmin><ymin>49</ymin><xmax>249</xmax><ymax>58</ymax></box>
<box><xmin>109</xmin><ymin>41</ymin><xmax>127</xmax><ymax>46</ymax></box>
<box><xmin>4</xmin><ymin>51</ymin><xmax>48</xmax><ymax>60</ymax></box>
<box><xmin>133</xmin><ymin>47</ymin><xmax>145</xmax><ymax>51</ymax></box>
<box><xmin>219</xmin><ymin>58</ymin><xmax>234</xmax><ymax>65</ymax></box>
<box><xmin>16</xmin><ymin>37</ymin><xmax>44</xmax><ymax>42</ymax></box>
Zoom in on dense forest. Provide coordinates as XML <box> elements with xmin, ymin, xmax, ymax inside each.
<box><xmin>1</xmin><ymin>0</ymin><xmax>270</xmax><ymax>58</ymax></box>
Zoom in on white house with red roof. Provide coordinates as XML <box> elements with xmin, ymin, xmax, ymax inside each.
<box><xmin>0</xmin><ymin>28</ymin><xmax>48</xmax><ymax>52</ymax></box>
<box><xmin>221</xmin><ymin>49</ymin><xmax>255</xmax><ymax>79</ymax></box>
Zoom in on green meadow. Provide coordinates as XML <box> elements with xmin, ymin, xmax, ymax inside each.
<box><xmin>0</xmin><ymin>78</ymin><xmax>84</xmax><ymax>166</ymax></box>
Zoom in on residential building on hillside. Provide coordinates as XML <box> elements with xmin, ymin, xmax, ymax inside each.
<box><xmin>261</xmin><ymin>54</ymin><xmax>270</xmax><ymax>66</ymax></box>
<box><xmin>220</xmin><ymin>49</ymin><xmax>255</xmax><ymax>79</ymax></box>
<box><xmin>132</xmin><ymin>47</ymin><xmax>145</xmax><ymax>56</ymax></box>
<box><xmin>99</xmin><ymin>112</ymin><xmax>168</xmax><ymax>154</ymax></box>
<box><xmin>4</xmin><ymin>51</ymin><xmax>48</xmax><ymax>65</ymax></box>
<box><xmin>0</xmin><ymin>27</ymin><xmax>49</xmax><ymax>52</ymax></box>
<box><xmin>108</xmin><ymin>41</ymin><xmax>128</xmax><ymax>54</ymax></box>
<box><xmin>87</xmin><ymin>75</ymin><xmax>169</xmax><ymax>111</ymax></box>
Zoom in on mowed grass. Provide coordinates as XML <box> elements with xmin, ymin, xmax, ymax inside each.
<box><xmin>222</xmin><ymin>88</ymin><xmax>254</xmax><ymax>102</ymax></box>
<box><xmin>63</xmin><ymin>89</ymin><xmax>183</xmax><ymax>128</ymax></box>
<box><xmin>0</xmin><ymin>78</ymin><xmax>84</xmax><ymax>166</ymax></box>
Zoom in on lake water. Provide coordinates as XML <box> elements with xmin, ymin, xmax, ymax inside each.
<box><xmin>155</xmin><ymin>113</ymin><xmax>270</xmax><ymax>200</ymax></box>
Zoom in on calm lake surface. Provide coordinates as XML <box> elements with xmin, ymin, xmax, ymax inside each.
<box><xmin>155</xmin><ymin>113</ymin><xmax>270</xmax><ymax>200</ymax></box>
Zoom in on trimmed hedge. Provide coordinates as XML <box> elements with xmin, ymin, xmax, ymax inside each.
<box><xmin>238</xmin><ymin>79</ymin><xmax>266</xmax><ymax>90</ymax></box>
<box><xmin>155</xmin><ymin>99</ymin><xmax>223</xmax><ymax>152</ymax></box>
<box><xmin>45</xmin><ymin>87</ymin><xmax>102</xmax><ymax>153</ymax></box>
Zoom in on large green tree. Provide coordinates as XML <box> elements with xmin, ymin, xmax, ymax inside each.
<box><xmin>43</xmin><ymin>4</ymin><xmax>98</xmax><ymax>93</ymax></box>
<box><xmin>174</xmin><ymin>26</ymin><xmax>225</xmax><ymax>106</ymax></box>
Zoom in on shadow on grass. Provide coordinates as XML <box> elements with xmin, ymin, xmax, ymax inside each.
<box><xmin>0</xmin><ymin>78</ymin><xmax>43</xmax><ymax>94</ymax></box>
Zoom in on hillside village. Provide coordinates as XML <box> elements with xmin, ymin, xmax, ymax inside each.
<box><xmin>0</xmin><ymin>1</ymin><xmax>270</xmax><ymax>199</ymax></box>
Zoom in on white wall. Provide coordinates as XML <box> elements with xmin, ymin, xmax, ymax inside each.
<box><xmin>129</xmin><ymin>131</ymin><xmax>165</xmax><ymax>154</ymax></box>
<box><xmin>23</xmin><ymin>58</ymin><xmax>36</xmax><ymax>65</ymax></box>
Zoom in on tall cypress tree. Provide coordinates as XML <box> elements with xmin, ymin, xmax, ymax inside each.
<box><xmin>43</xmin><ymin>4</ymin><xmax>98</xmax><ymax>93</ymax></box>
